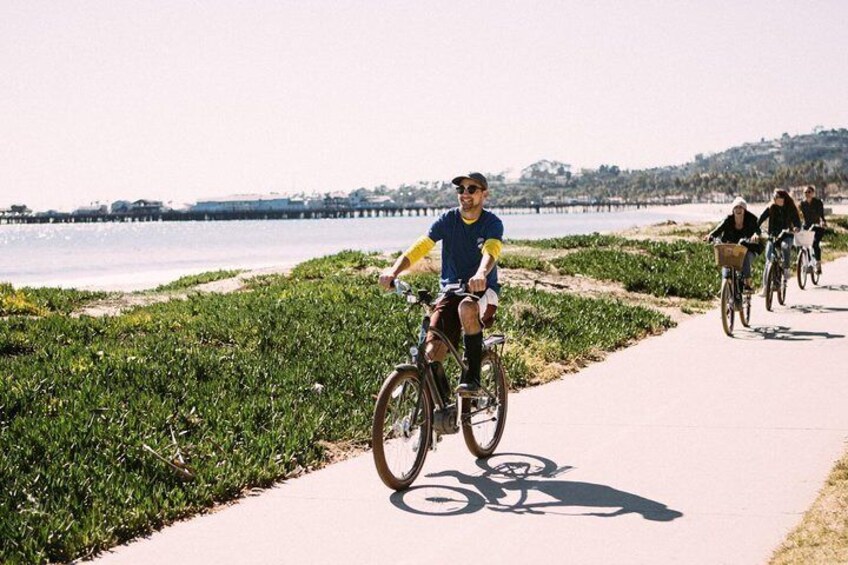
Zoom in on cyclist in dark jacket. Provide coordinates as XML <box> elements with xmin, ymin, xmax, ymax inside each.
<box><xmin>758</xmin><ymin>188</ymin><xmax>801</xmax><ymax>285</ymax></box>
<box><xmin>707</xmin><ymin>197</ymin><xmax>761</xmax><ymax>290</ymax></box>
<box><xmin>799</xmin><ymin>185</ymin><xmax>827</xmax><ymax>273</ymax></box>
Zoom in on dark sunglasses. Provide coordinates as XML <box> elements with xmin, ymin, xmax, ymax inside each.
<box><xmin>455</xmin><ymin>185</ymin><xmax>483</xmax><ymax>195</ymax></box>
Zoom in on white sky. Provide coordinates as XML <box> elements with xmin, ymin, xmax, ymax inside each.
<box><xmin>2</xmin><ymin>0</ymin><xmax>847</xmax><ymax>211</ymax></box>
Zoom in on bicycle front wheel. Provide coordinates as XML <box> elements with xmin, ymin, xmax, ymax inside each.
<box><xmin>796</xmin><ymin>250</ymin><xmax>808</xmax><ymax>290</ymax></box>
<box><xmin>461</xmin><ymin>350</ymin><xmax>508</xmax><ymax>457</ymax></box>
<box><xmin>739</xmin><ymin>280</ymin><xmax>751</xmax><ymax>328</ymax></box>
<box><xmin>811</xmin><ymin>259</ymin><xmax>821</xmax><ymax>286</ymax></box>
<box><xmin>777</xmin><ymin>265</ymin><xmax>787</xmax><ymax>305</ymax></box>
<box><xmin>764</xmin><ymin>262</ymin><xmax>775</xmax><ymax>312</ymax></box>
<box><xmin>720</xmin><ymin>278</ymin><xmax>734</xmax><ymax>336</ymax></box>
<box><xmin>372</xmin><ymin>369</ymin><xmax>432</xmax><ymax>490</ymax></box>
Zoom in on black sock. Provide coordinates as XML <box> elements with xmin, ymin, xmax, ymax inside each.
<box><xmin>462</xmin><ymin>332</ymin><xmax>483</xmax><ymax>386</ymax></box>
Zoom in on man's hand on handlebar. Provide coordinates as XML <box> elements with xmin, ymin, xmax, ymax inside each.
<box><xmin>378</xmin><ymin>269</ymin><xmax>397</xmax><ymax>291</ymax></box>
<box><xmin>468</xmin><ymin>272</ymin><xmax>487</xmax><ymax>293</ymax></box>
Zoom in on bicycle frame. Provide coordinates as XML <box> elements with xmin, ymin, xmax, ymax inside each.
<box><xmin>724</xmin><ymin>267</ymin><xmax>744</xmax><ymax>302</ymax></box>
<box><xmin>798</xmin><ymin>246</ymin><xmax>814</xmax><ymax>271</ymax></box>
<box><xmin>372</xmin><ymin>280</ymin><xmax>511</xmax><ymax>489</ymax></box>
<box><xmin>409</xmin><ymin>316</ymin><xmax>466</xmax><ymax>412</ymax></box>
<box><xmin>397</xmin><ymin>283</ymin><xmax>504</xmax><ymax>425</ymax></box>
<box><xmin>766</xmin><ymin>231</ymin><xmax>793</xmax><ymax>272</ymax></box>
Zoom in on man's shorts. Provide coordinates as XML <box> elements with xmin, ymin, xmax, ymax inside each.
<box><xmin>427</xmin><ymin>288</ymin><xmax>498</xmax><ymax>349</ymax></box>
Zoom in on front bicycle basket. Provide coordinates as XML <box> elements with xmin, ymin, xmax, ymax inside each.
<box><xmin>714</xmin><ymin>244</ymin><xmax>746</xmax><ymax>270</ymax></box>
<box><xmin>793</xmin><ymin>230</ymin><xmax>815</xmax><ymax>247</ymax></box>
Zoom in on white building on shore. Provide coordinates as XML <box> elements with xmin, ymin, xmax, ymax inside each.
<box><xmin>192</xmin><ymin>194</ymin><xmax>307</xmax><ymax>213</ymax></box>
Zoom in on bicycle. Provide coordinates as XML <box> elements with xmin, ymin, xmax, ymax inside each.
<box><xmin>794</xmin><ymin>227</ymin><xmax>822</xmax><ymax>289</ymax></box>
<box><xmin>371</xmin><ymin>279</ymin><xmax>508</xmax><ymax>490</ymax></box>
<box><xmin>712</xmin><ymin>239</ymin><xmax>753</xmax><ymax>336</ymax></box>
<box><xmin>764</xmin><ymin>229</ymin><xmax>794</xmax><ymax>311</ymax></box>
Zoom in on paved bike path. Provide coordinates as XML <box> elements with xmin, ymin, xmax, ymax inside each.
<box><xmin>97</xmin><ymin>258</ymin><xmax>848</xmax><ymax>564</ymax></box>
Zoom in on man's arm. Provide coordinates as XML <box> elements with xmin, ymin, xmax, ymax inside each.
<box><xmin>757</xmin><ymin>208</ymin><xmax>769</xmax><ymax>227</ymax></box>
<box><xmin>378</xmin><ymin>236</ymin><xmax>434</xmax><ymax>289</ymax></box>
<box><xmin>468</xmin><ymin>239</ymin><xmax>502</xmax><ymax>292</ymax></box>
<box><xmin>791</xmin><ymin>207</ymin><xmax>802</xmax><ymax>230</ymax></box>
<box><xmin>706</xmin><ymin>219</ymin><xmax>725</xmax><ymax>241</ymax></box>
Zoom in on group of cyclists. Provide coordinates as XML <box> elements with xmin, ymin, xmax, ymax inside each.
<box><xmin>706</xmin><ymin>186</ymin><xmax>828</xmax><ymax>295</ymax></box>
<box><xmin>373</xmin><ymin>173</ymin><xmax>832</xmax><ymax>489</ymax></box>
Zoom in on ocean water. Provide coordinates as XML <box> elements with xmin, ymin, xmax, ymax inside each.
<box><xmin>0</xmin><ymin>204</ymin><xmax>730</xmax><ymax>290</ymax></box>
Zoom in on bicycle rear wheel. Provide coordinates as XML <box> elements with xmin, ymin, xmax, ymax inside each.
<box><xmin>372</xmin><ymin>369</ymin><xmax>432</xmax><ymax>490</ymax></box>
<box><xmin>796</xmin><ymin>250</ymin><xmax>808</xmax><ymax>290</ymax></box>
<box><xmin>764</xmin><ymin>262</ymin><xmax>774</xmax><ymax>312</ymax></box>
<box><xmin>461</xmin><ymin>350</ymin><xmax>508</xmax><ymax>457</ymax></box>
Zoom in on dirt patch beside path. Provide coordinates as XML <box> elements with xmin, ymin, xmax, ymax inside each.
<box><xmin>500</xmin><ymin>268</ymin><xmax>700</xmax><ymax>325</ymax></box>
<box><xmin>74</xmin><ymin>265</ymin><xmax>293</xmax><ymax>318</ymax></box>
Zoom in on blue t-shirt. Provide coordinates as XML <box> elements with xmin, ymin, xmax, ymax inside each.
<box><xmin>427</xmin><ymin>208</ymin><xmax>504</xmax><ymax>293</ymax></box>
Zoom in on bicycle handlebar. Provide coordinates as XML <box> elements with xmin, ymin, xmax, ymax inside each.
<box><xmin>710</xmin><ymin>237</ymin><xmax>753</xmax><ymax>246</ymax></box>
<box><xmin>768</xmin><ymin>229</ymin><xmax>795</xmax><ymax>241</ymax></box>
<box><xmin>390</xmin><ymin>278</ymin><xmax>412</xmax><ymax>294</ymax></box>
<box><xmin>390</xmin><ymin>278</ymin><xmax>481</xmax><ymax>305</ymax></box>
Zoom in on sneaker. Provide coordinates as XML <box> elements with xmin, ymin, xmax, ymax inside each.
<box><xmin>455</xmin><ymin>382</ymin><xmax>482</xmax><ymax>397</ymax></box>
<box><xmin>816</xmin><ymin>264</ymin><xmax>822</xmax><ymax>274</ymax></box>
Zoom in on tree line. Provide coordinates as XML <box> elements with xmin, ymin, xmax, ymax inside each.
<box><xmin>351</xmin><ymin>128</ymin><xmax>848</xmax><ymax>206</ymax></box>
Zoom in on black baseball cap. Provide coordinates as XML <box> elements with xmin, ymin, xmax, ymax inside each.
<box><xmin>451</xmin><ymin>172</ymin><xmax>488</xmax><ymax>190</ymax></box>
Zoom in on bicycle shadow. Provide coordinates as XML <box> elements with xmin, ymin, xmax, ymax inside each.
<box><xmin>389</xmin><ymin>453</ymin><xmax>682</xmax><ymax>522</ymax></box>
<box><xmin>819</xmin><ymin>284</ymin><xmax>848</xmax><ymax>292</ymax></box>
<box><xmin>748</xmin><ymin>325</ymin><xmax>845</xmax><ymax>341</ymax></box>
<box><xmin>787</xmin><ymin>304</ymin><xmax>848</xmax><ymax>315</ymax></box>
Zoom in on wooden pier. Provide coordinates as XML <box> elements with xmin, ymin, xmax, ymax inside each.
<box><xmin>0</xmin><ymin>200</ymin><xmax>675</xmax><ymax>225</ymax></box>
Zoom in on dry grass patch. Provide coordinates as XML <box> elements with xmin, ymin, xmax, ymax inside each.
<box><xmin>620</xmin><ymin>220</ymin><xmax>715</xmax><ymax>241</ymax></box>
<box><xmin>770</xmin><ymin>450</ymin><xmax>848</xmax><ymax>564</ymax></box>
<box><xmin>501</xmin><ymin>268</ymin><xmax>698</xmax><ymax>325</ymax></box>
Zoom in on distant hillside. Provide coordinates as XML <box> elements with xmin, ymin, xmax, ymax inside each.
<box><xmin>365</xmin><ymin>128</ymin><xmax>848</xmax><ymax>207</ymax></box>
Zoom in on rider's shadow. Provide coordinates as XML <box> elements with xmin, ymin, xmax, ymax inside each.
<box><xmin>390</xmin><ymin>453</ymin><xmax>682</xmax><ymax>522</ymax></box>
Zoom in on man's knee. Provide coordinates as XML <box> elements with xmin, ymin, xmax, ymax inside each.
<box><xmin>458</xmin><ymin>298</ymin><xmax>481</xmax><ymax>329</ymax></box>
<box><xmin>425</xmin><ymin>340</ymin><xmax>447</xmax><ymax>362</ymax></box>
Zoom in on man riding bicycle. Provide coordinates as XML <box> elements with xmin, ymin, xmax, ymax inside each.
<box><xmin>379</xmin><ymin>172</ymin><xmax>504</xmax><ymax>398</ymax></box>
